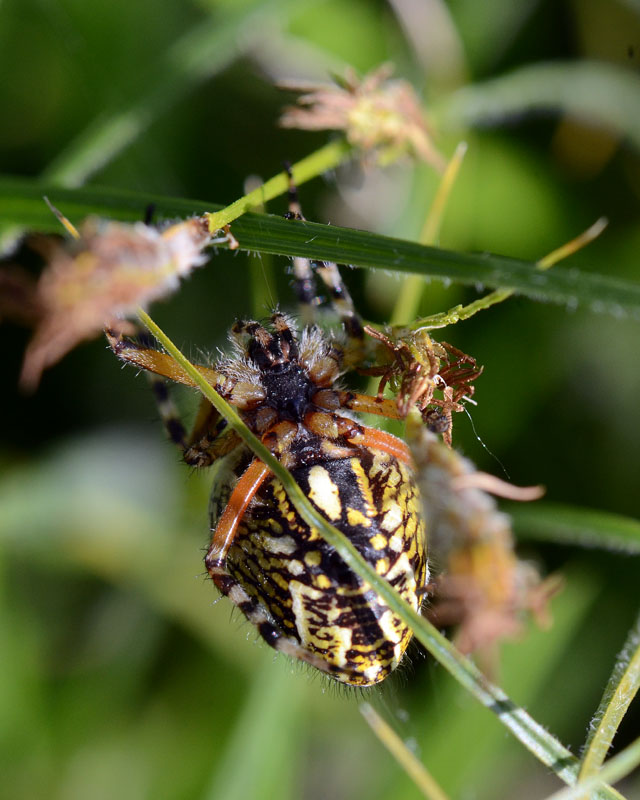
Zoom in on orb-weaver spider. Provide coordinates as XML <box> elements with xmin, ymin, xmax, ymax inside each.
<box><xmin>108</xmin><ymin>202</ymin><xmax>433</xmax><ymax>687</ymax></box>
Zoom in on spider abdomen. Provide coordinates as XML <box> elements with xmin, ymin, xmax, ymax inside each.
<box><xmin>226</xmin><ymin>447</ymin><xmax>428</xmax><ymax>686</ymax></box>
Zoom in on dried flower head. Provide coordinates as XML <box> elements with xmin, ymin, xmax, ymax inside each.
<box><xmin>18</xmin><ymin>216</ymin><xmax>215</xmax><ymax>390</ymax></box>
<box><xmin>406</xmin><ymin>412</ymin><xmax>557</xmax><ymax>660</ymax></box>
<box><xmin>280</xmin><ymin>64</ymin><xmax>446</xmax><ymax>170</ymax></box>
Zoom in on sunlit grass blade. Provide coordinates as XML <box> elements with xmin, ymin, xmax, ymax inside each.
<box><xmin>441</xmin><ymin>60</ymin><xmax>640</xmax><ymax>152</ymax></box>
<box><xmin>579</xmin><ymin>613</ymin><xmax>640</xmax><ymax>783</ymax></box>
<box><xmin>3</xmin><ymin>177</ymin><xmax>640</xmax><ymax>320</ymax></box>
<box><xmin>204</xmin><ymin>139</ymin><xmax>352</xmax><ymax>231</ymax></box>
<box><xmin>139</xmin><ymin>309</ymin><xmax>620</xmax><ymax>798</ymax></box>
<box><xmin>543</xmin><ymin>736</ymin><xmax>640</xmax><ymax>800</ymax></box>
<box><xmin>510</xmin><ymin>503</ymin><xmax>640</xmax><ymax>555</ymax></box>
<box><xmin>360</xmin><ymin>703</ymin><xmax>449</xmax><ymax>800</ymax></box>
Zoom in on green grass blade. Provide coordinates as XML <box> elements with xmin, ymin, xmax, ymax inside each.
<box><xmin>544</xmin><ymin>736</ymin><xmax>640</xmax><ymax>800</ymax></box>
<box><xmin>441</xmin><ymin>60</ymin><xmax>640</xmax><ymax>152</ymax></box>
<box><xmin>579</xmin><ymin>613</ymin><xmax>640</xmax><ymax>782</ymax></box>
<box><xmin>2</xmin><ymin>177</ymin><xmax>640</xmax><ymax>320</ymax></box>
<box><xmin>510</xmin><ymin>503</ymin><xmax>640</xmax><ymax>555</ymax></box>
<box><xmin>205</xmin><ymin>139</ymin><xmax>352</xmax><ymax>230</ymax></box>
<box><xmin>138</xmin><ymin>309</ymin><xmax>619</xmax><ymax>798</ymax></box>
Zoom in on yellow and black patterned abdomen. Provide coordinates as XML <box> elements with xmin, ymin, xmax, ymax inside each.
<box><xmin>227</xmin><ymin>447</ymin><xmax>428</xmax><ymax>686</ymax></box>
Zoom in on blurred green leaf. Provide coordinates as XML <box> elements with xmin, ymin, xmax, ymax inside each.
<box><xmin>42</xmin><ymin>0</ymin><xmax>303</xmax><ymax>188</ymax></box>
<box><xmin>0</xmin><ymin>431</ymin><xmax>256</xmax><ymax>673</ymax></box>
<box><xmin>511</xmin><ymin>503</ymin><xmax>640</xmax><ymax>555</ymax></box>
<box><xmin>3</xmin><ymin>177</ymin><xmax>640</xmax><ymax>319</ymax></box>
<box><xmin>203</xmin><ymin>660</ymin><xmax>304</xmax><ymax>800</ymax></box>
<box><xmin>441</xmin><ymin>61</ymin><xmax>640</xmax><ymax>152</ymax></box>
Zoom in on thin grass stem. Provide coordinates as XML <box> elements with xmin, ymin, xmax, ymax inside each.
<box><xmin>579</xmin><ymin>612</ymin><xmax>640</xmax><ymax>785</ymax></box>
<box><xmin>360</xmin><ymin>703</ymin><xmax>450</xmax><ymax>800</ymax></box>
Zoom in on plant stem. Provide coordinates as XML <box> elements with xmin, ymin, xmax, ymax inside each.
<box><xmin>579</xmin><ymin>612</ymin><xmax>640</xmax><ymax>783</ymax></box>
<box><xmin>390</xmin><ymin>142</ymin><xmax>467</xmax><ymax>326</ymax></box>
<box><xmin>409</xmin><ymin>217</ymin><xmax>608</xmax><ymax>332</ymax></box>
<box><xmin>205</xmin><ymin>139</ymin><xmax>352</xmax><ymax>232</ymax></box>
<box><xmin>543</xmin><ymin>736</ymin><xmax>640</xmax><ymax>800</ymax></box>
<box><xmin>360</xmin><ymin>703</ymin><xmax>450</xmax><ymax>800</ymax></box>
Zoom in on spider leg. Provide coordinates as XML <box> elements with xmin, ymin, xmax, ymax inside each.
<box><xmin>107</xmin><ymin>327</ymin><xmax>265</xmax><ymax>409</ymax></box>
<box><xmin>314</xmin><ymin>387</ymin><xmax>407</xmax><ymax>421</ymax></box>
<box><xmin>106</xmin><ymin>328</ymin><xmax>222</xmax><ymax>388</ymax></box>
<box><xmin>108</xmin><ymin>327</ymin><xmax>244</xmax><ymax>466</ymax></box>
<box><xmin>305</xmin><ymin>411</ymin><xmax>413</xmax><ymax>466</ymax></box>
<box><xmin>284</xmin><ymin>166</ymin><xmax>365</xmax><ymax>361</ymax></box>
<box><xmin>206</xmin><ymin>457</ymin><xmax>271</xmax><ymax>564</ymax></box>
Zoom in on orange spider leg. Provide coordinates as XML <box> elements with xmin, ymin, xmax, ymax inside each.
<box><xmin>333</xmin><ymin>391</ymin><xmax>404</xmax><ymax>420</ymax></box>
<box><xmin>205</xmin><ymin>458</ymin><xmax>272</xmax><ymax>567</ymax></box>
<box><xmin>349</xmin><ymin>426</ymin><xmax>413</xmax><ymax>466</ymax></box>
<box><xmin>107</xmin><ymin>329</ymin><xmax>222</xmax><ymax>389</ymax></box>
<box><xmin>305</xmin><ymin>410</ymin><xmax>413</xmax><ymax>466</ymax></box>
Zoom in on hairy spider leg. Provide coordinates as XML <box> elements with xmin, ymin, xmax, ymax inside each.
<box><xmin>206</xmin><ymin>457</ymin><xmax>271</xmax><ymax>564</ymax></box>
<box><xmin>284</xmin><ymin>165</ymin><xmax>365</xmax><ymax>361</ymax></box>
<box><xmin>231</xmin><ymin>313</ymin><xmax>300</xmax><ymax>367</ymax></box>
<box><xmin>107</xmin><ymin>328</ymin><xmax>243</xmax><ymax>465</ymax></box>
<box><xmin>107</xmin><ymin>329</ymin><xmax>222</xmax><ymax>387</ymax></box>
<box><xmin>303</xmin><ymin>409</ymin><xmax>413</xmax><ymax>465</ymax></box>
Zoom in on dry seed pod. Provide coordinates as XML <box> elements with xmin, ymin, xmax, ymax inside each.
<box><xmin>18</xmin><ymin>216</ymin><xmax>214</xmax><ymax>390</ymax></box>
<box><xmin>406</xmin><ymin>412</ymin><xmax>558</xmax><ymax>658</ymax></box>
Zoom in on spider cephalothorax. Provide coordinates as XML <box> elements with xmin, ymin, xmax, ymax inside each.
<box><xmin>219</xmin><ymin>313</ymin><xmax>342</xmax><ymax>430</ymax></box>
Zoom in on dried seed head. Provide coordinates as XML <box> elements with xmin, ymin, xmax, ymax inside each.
<box><xmin>280</xmin><ymin>64</ymin><xmax>446</xmax><ymax>171</ymax></box>
<box><xmin>18</xmin><ymin>216</ymin><xmax>214</xmax><ymax>390</ymax></box>
<box><xmin>406</xmin><ymin>411</ymin><xmax>558</xmax><ymax>659</ymax></box>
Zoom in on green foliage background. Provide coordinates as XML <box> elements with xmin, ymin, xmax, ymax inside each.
<box><xmin>1</xmin><ymin>1</ymin><xmax>639</xmax><ymax>798</ymax></box>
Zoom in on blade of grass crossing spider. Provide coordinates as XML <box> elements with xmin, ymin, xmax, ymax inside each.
<box><xmin>543</xmin><ymin>737</ymin><xmax>640</xmax><ymax>800</ymax></box>
<box><xmin>139</xmin><ymin>310</ymin><xmax>619</xmax><ymax>797</ymax></box>
<box><xmin>509</xmin><ymin>503</ymin><xmax>640</xmax><ymax>555</ymax></box>
<box><xmin>202</xmin><ymin>656</ymin><xmax>303</xmax><ymax>800</ymax></box>
<box><xmin>389</xmin><ymin>141</ymin><xmax>468</xmax><ymax>326</ymax></box>
<box><xmin>579</xmin><ymin>612</ymin><xmax>640</xmax><ymax>785</ymax></box>
<box><xmin>3</xmin><ymin>176</ymin><xmax>640</xmax><ymax>320</ymax></box>
<box><xmin>360</xmin><ymin>703</ymin><xmax>450</xmax><ymax>800</ymax></box>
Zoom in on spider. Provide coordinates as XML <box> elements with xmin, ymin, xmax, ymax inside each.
<box><xmin>107</xmin><ymin>207</ymin><xmax>429</xmax><ymax>687</ymax></box>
